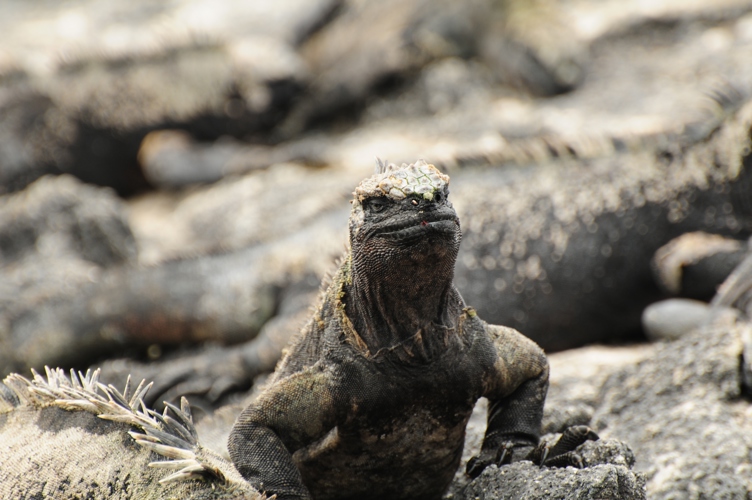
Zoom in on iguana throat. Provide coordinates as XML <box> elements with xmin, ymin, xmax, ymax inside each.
<box><xmin>344</xmin><ymin>160</ymin><xmax>462</xmax><ymax>357</ymax></box>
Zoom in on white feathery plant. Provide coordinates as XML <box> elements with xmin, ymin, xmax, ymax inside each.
<box><xmin>2</xmin><ymin>366</ymin><xmax>223</xmax><ymax>484</ymax></box>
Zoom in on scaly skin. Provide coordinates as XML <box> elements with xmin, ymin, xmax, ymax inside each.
<box><xmin>453</xmin><ymin>91</ymin><xmax>752</xmax><ymax>350</ymax></box>
<box><xmin>228</xmin><ymin>160</ymin><xmax>593</xmax><ymax>500</ymax></box>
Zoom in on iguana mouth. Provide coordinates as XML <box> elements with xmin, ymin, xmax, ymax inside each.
<box><xmin>376</xmin><ymin>213</ymin><xmax>459</xmax><ymax>240</ymax></box>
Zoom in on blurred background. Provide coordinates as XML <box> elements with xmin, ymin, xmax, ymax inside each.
<box><xmin>2</xmin><ymin>0</ymin><xmax>752</xmax><ymax>409</ymax></box>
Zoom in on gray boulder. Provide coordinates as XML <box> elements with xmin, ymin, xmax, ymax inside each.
<box><xmin>459</xmin><ymin>464</ymin><xmax>644</xmax><ymax>500</ymax></box>
<box><xmin>457</xmin><ymin>439</ymin><xmax>645</xmax><ymax>500</ymax></box>
<box><xmin>594</xmin><ymin>318</ymin><xmax>752</xmax><ymax>498</ymax></box>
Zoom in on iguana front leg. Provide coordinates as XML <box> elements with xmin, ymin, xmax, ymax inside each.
<box><xmin>467</xmin><ymin>324</ymin><xmax>597</xmax><ymax>478</ymax></box>
<box><xmin>466</xmin><ymin>324</ymin><xmax>548</xmax><ymax>477</ymax></box>
<box><xmin>228</xmin><ymin>365</ymin><xmax>341</xmax><ymax>500</ymax></box>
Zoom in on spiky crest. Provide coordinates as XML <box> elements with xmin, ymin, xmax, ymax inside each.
<box><xmin>1</xmin><ymin>367</ymin><xmax>224</xmax><ymax>485</ymax></box>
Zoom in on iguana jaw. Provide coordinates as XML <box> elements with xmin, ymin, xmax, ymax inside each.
<box><xmin>351</xmin><ymin>193</ymin><xmax>461</xmax><ymax>269</ymax></box>
<box><xmin>372</xmin><ymin>206</ymin><xmax>459</xmax><ymax>243</ymax></box>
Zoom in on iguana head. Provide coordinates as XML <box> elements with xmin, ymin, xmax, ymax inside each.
<box><xmin>343</xmin><ymin>159</ymin><xmax>462</xmax><ymax>354</ymax></box>
<box><xmin>348</xmin><ymin>158</ymin><xmax>461</xmax><ymax>272</ymax></box>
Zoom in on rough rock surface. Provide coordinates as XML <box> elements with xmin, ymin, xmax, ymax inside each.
<box><xmin>593</xmin><ymin>317</ymin><xmax>752</xmax><ymax>498</ymax></box>
<box><xmin>0</xmin><ymin>175</ymin><xmax>137</xmax><ymax>373</ymax></box>
<box><xmin>459</xmin><ymin>459</ymin><xmax>645</xmax><ymax>500</ymax></box>
<box><xmin>0</xmin><ymin>0</ymin><xmax>339</xmax><ymax>195</ymax></box>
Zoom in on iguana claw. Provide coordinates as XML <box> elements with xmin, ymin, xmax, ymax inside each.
<box><xmin>466</xmin><ymin>441</ymin><xmax>530</xmax><ymax>478</ymax></box>
<box><xmin>496</xmin><ymin>441</ymin><xmax>516</xmax><ymax>465</ymax></box>
<box><xmin>466</xmin><ymin>450</ymin><xmax>495</xmax><ymax>479</ymax></box>
<box><xmin>526</xmin><ymin>425</ymin><xmax>599</xmax><ymax>468</ymax></box>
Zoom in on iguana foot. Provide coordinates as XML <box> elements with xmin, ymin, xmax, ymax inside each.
<box><xmin>466</xmin><ymin>426</ymin><xmax>598</xmax><ymax>478</ymax></box>
<box><xmin>526</xmin><ymin>425</ymin><xmax>599</xmax><ymax>468</ymax></box>
<box><xmin>466</xmin><ymin>441</ymin><xmax>533</xmax><ymax>478</ymax></box>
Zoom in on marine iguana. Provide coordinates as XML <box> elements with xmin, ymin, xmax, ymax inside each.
<box><xmin>228</xmin><ymin>160</ymin><xmax>597</xmax><ymax>500</ymax></box>
<box><xmin>0</xmin><ymin>367</ymin><xmax>262</xmax><ymax>499</ymax></box>
<box><xmin>452</xmin><ymin>88</ymin><xmax>752</xmax><ymax>350</ymax></box>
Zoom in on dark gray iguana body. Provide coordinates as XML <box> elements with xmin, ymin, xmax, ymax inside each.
<box><xmin>452</xmin><ymin>91</ymin><xmax>752</xmax><ymax>350</ymax></box>
<box><xmin>0</xmin><ymin>367</ymin><xmax>262</xmax><ymax>500</ymax></box>
<box><xmin>228</xmin><ymin>160</ymin><xmax>594</xmax><ymax>500</ymax></box>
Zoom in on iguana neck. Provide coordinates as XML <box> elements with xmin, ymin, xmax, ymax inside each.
<box><xmin>344</xmin><ymin>252</ymin><xmax>460</xmax><ymax>357</ymax></box>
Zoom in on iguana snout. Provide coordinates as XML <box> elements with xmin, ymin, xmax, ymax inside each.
<box><xmin>349</xmin><ymin>160</ymin><xmax>460</xmax><ymax>260</ymax></box>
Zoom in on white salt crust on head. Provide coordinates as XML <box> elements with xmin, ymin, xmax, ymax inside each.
<box><xmin>353</xmin><ymin>159</ymin><xmax>450</xmax><ymax>203</ymax></box>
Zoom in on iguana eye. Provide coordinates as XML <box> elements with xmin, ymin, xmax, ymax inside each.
<box><xmin>365</xmin><ymin>197</ymin><xmax>389</xmax><ymax>213</ymax></box>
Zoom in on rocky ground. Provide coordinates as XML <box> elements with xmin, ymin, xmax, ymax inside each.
<box><xmin>4</xmin><ymin>0</ymin><xmax>752</xmax><ymax>498</ymax></box>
